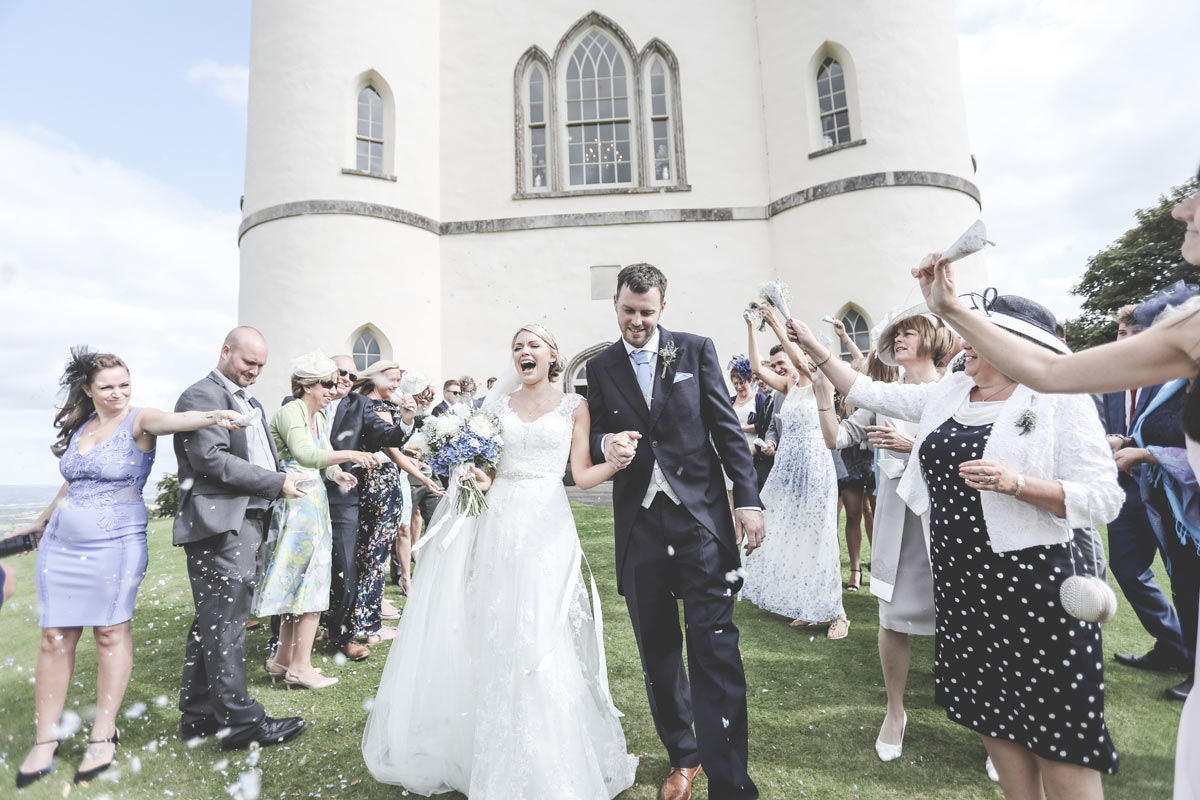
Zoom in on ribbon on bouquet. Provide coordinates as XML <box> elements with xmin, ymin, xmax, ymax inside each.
<box><xmin>410</xmin><ymin>464</ymin><xmax>472</xmax><ymax>555</ymax></box>
<box><xmin>524</xmin><ymin>542</ymin><xmax>623</xmax><ymax>719</ymax></box>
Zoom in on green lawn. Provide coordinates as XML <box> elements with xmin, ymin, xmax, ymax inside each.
<box><xmin>0</xmin><ymin>508</ymin><xmax>1184</xmax><ymax>799</ymax></box>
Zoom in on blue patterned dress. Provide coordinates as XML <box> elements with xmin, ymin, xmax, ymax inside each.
<box><xmin>37</xmin><ymin>409</ymin><xmax>155</xmax><ymax>627</ymax></box>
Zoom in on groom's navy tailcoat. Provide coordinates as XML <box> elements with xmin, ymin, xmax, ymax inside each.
<box><xmin>588</xmin><ymin>327</ymin><xmax>762</xmax><ymax>593</ymax></box>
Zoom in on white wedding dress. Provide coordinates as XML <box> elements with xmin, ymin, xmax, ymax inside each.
<box><xmin>361</xmin><ymin>391</ymin><xmax>637</xmax><ymax>799</ymax></box>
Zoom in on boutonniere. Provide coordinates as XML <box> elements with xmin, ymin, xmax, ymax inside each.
<box><xmin>659</xmin><ymin>342</ymin><xmax>679</xmax><ymax>378</ymax></box>
<box><xmin>1016</xmin><ymin>409</ymin><xmax>1038</xmax><ymax>435</ymax></box>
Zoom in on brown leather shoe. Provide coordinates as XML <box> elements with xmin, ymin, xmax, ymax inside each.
<box><xmin>340</xmin><ymin>642</ymin><xmax>370</xmax><ymax>661</ymax></box>
<box><xmin>659</xmin><ymin>765</ymin><xmax>702</xmax><ymax>800</ymax></box>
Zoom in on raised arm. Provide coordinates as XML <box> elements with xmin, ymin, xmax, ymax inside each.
<box><xmin>763</xmin><ymin>307</ymin><xmax>814</xmax><ymax>376</ymax></box>
<box><xmin>571</xmin><ymin>401</ymin><xmax>618</xmax><ymax>490</ymax></box>
<box><xmin>786</xmin><ymin>318</ymin><xmax>867</xmax><ymax>396</ymax></box>
<box><xmin>746</xmin><ymin>308</ymin><xmax>789</xmax><ymax>395</ymax></box>
<box><xmin>831</xmin><ymin>319</ymin><xmax>865</xmax><ymax>371</ymax></box>
<box><xmin>918</xmin><ymin>255</ymin><xmax>1200</xmax><ymax>392</ymax></box>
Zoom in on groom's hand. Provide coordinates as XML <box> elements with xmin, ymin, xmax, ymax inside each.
<box><xmin>735</xmin><ymin>508</ymin><xmax>766</xmax><ymax>554</ymax></box>
<box><xmin>604</xmin><ymin>431</ymin><xmax>640</xmax><ymax>470</ymax></box>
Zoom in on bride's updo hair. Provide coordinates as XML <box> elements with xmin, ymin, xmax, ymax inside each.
<box><xmin>514</xmin><ymin>324</ymin><xmax>563</xmax><ymax>382</ymax></box>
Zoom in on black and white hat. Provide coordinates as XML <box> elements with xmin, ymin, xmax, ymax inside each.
<box><xmin>965</xmin><ymin>289</ymin><xmax>1070</xmax><ymax>355</ymax></box>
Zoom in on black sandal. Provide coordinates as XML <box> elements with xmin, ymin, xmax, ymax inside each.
<box><xmin>73</xmin><ymin>728</ymin><xmax>120</xmax><ymax>784</ymax></box>
<box><xmin>847</xmin><ymin>568</ymin><xmax>862</xmax><ymax>592</ymax></box>
<box><xmin>16</xmin><ymin>739</ymin><xmax>60</xmax><ymax>788</ymax></box>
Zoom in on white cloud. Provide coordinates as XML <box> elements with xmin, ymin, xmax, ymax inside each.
<box><xmin>0</xmin><ymin>123</ymin><xmax>238</xmax><ymax>485</ymax></box>
<box><xmin>185</xmin><ymin>59</ymin><xmax>249</xmax><ymax>109</ymax></box>
<box><xmin>955</xmin><ymin>0</ymin><xmax>1200</xmax><ymax>321</ymax></box>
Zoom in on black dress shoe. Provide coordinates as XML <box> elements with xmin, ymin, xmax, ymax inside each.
<box><xmin>1114</xmin><ymin>648</ymin><xmax>1190</xmax><ymax>672</ymax></box>
<box><xmin>1166</xmin><ymin>675</ymin><xmax>1194</xmax><ymax>701</ymax></box>
<box><xmin>73</xmin><ymin>728</ymin><xmax>120</xmax><ymax>784</ymax></box>
<box><xmin>180</xmin><ymin>717</ymin><xmax>221</xmax><ymax>739</ymax></box>
<box><xmin>220</xmin><ymin>716</ymin><xmax>306</xmax><ymax>751</ymax></box>
<box><xmin>15</xmin><ymin>740</ymin><xmax>60</xmax><ymax>789</ymax></box>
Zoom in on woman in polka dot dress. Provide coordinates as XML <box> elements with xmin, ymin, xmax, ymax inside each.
<box><xmin>788</xmin><ymin>294</ymin><xmax>1124</xmax><ymax>799</ymax></box>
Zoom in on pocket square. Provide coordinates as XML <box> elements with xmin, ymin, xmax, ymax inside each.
<box><xmin>673</xmin><ymin>372</ymin><xmax>693</xmax><ymax>383</ymax></box>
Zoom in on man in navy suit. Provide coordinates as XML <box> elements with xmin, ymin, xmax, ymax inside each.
<box><xmin>1102</xmin><ymin>307</ymin><xmax>1190</xmax><ymax>672</ymax></box>
<box><xmin>588</xmin><ymin>264</ymin><xmax>764</xmax><ymax>800</ymax></box>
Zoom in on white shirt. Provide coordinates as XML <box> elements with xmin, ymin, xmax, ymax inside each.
<box><xmin>213</xmin><ymin>370</ymin><xmax>276</xmax><ymax>470</ymax></box>
<box><xmin>608</xmin><ymin>330</ymin><xmax>680</xmax><ymax>508</ymax></box>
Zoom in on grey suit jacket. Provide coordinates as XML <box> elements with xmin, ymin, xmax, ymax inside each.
<box><xmin>763</xmin><ymin>390</ymin><xmax>788</xmax><ymax>448</ymax></box>
<box><xmin>172</xmin><ymin>371</ymin><xmax>287</xmax><ymax>546</ymax></box>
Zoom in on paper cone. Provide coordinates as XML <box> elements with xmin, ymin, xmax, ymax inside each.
<box><xmin>942</xmin><ymin>220</ymin><xmax>992</xmax><ymax>263</ymax></box>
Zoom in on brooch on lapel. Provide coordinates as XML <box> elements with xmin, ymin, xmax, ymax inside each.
<box><xmin>659</xmin><ymin>342</ymin><xmax>679</xmax><ymax>378</ymax></box>
<box><xmin>1016</xmin><ymin>405</ymin><xmax>1038</xmax><ymax>436</ymax></box>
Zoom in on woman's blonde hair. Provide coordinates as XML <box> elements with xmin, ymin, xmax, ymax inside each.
<box><xmin>890</xmin><ymin>314</ymin><xmax>957</xmax><ymax>366</ymax></box>
<box><xmin>354</xmin><ymin>360</ymin><xmax>402</xmax><ymax>395</ymax></box>
<box><xmin>513</xmin><ymin>324</ymin><xmax>563</xmax><ymax>381</ymax></box>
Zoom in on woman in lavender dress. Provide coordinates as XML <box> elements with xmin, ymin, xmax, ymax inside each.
<box><xmin>15</xmin><ymin>348</ymin><xmax>243</xmax><ymax>788</ymax></box>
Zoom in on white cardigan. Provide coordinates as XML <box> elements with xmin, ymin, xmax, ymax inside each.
<box><xmin>845</xmin><ymin>372</ymin><xmax>1122</xmax><ymax>553</ymax></box>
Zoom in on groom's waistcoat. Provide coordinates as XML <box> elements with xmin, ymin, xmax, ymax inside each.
<box><xmin>588</xmin><ymin>328</ymin><xmax>761</xmax><ymax>591</ymax></box>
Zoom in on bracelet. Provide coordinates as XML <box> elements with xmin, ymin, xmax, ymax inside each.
<box><xmin>817</xmin><ymin>407</ymin><xmax>832</xmax><ymax>412</ymax></box>
<box><xmin>1013</xmin><ymin>473</ymin><xmax>1026</xmax><ymax>498</ymax></box>
<box><xmin>813</xmin><ymin>350</ymin><xmax>832</xmax><ymax>369</ymax></box>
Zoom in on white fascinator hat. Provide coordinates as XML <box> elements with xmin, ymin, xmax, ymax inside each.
<box><xmin>290</xmin><ymin>351</ymin><xmax>337</xmax><ymax>379</ymax></box>
<box><xmin>398</xmin><ymin>370</ymin><xmax>430</xmax><ymax>395</ymax></box>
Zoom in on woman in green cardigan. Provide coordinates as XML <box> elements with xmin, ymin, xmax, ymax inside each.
<box><xmin>253</xmin><ymin>352</ymin><xmax>375</xmax><ymax>690</ymax></box>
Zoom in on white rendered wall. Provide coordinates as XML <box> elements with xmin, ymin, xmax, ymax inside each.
<box><xmin>239</xmin><ymin>215</ymin><xmax>441</xmax><ymax>408</ymax></box>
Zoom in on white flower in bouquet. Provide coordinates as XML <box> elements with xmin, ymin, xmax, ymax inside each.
<box><xmin>431</xmin><ymin>413</ymin><xmax>465</xmax><ymax>440</ymax></box>
<box><xmin>451</xmin><ymin>402</ymin><xmax>472</xmax><ymax>419</ymax></box>
<box><xmin>467</xmin><ymin>412</ymin><xmax>500</xmax><ymax>440</ymax></box>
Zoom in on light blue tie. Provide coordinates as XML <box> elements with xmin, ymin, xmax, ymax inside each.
<box><xmin>631</xmin><ymin>349</ymin><xmax>653</xmax><ymax>397</ymax></box>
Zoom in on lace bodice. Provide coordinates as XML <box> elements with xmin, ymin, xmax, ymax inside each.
<box><xmin>494</xmin><ymin>393</ymin><xmax>582</xmax><ymax>481</ymax></box>
<box><xmin>57</xmin><ymin>409</ymin><xmax>155</xmax><ymax>531</ymax></box>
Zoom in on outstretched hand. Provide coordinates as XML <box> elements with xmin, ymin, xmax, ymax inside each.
<box><xmin>912</xmin><ymin>251</ymin><xmax>961</xmax><ymax>316</ymax></box>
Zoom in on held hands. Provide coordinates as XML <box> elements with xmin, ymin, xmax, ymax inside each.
<box><xmin>912</xmin><ymin>252</ymin><xmax>960</xmax><ymax>316</ymax></box>
<box><xmin>735</xmin><ymin>508</ymin><xmax>766</xmax><ymax>555</ymax></box>
<box><xmin>605</xmin><ymin>431</ymin><xmax>642</xmax><ymax>471</ymax></box>
<box><xmin>959</xmin><ymin>459</ymin><xmax>1018</xmax><ymax>495</ymax></box>
<box><xmin>867</xmin><ymin>423</ymin><xmax>914</xmax><ymax>454</ymax></box>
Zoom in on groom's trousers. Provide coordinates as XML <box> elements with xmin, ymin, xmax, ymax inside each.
<box><xmin>622</xmin><ymin>495</ymin><xmax>758</xmax><ymax>800</ymax></box>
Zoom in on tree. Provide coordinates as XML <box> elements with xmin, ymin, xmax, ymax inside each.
<box><xmin>153</xmin><ymin>473</ymin><xmax>179</xmax><ymax>519</ymax></box>
<box><xmin>1064</xmin><ymin>177</ymin><xmax>1198</xmax><ymax>351</ymax></box>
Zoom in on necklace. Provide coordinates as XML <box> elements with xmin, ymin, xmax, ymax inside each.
<box><xmin>512</xmin><ymin>390</ymin><xmax>559</xmax><ymax>420</ymax></box>
<box><xmin>973</xmin><ymin>380</ymin><xmax>1016</xmax><ymax>403</ymax></box>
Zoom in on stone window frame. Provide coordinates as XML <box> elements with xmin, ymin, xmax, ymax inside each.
<box><xmin>835</xmin><ymin>304</ymin><xmax>872</xmax><ymax>362</ymax></box>
<box><xmin>513</xmin><ymin>12</ymin><xmax>688</xmax><ymax>198</ymax></box>
<box><xmin>342</xmin><ymin>71</ymin><xmax>397</xmax><ymax>182</ymax></box>
<box><xmin>349</xmin><ymin>324</ymin><xmax>390</xmax><ymax>371</ymax></box>
<box><xmin>807</xmin><ymin>42</ymin><xmax>866</xmax><ymax>160</ymax></box>
<box><xmin>564</xmin><ymin>341</ymin><xmax>613</xmax><ymax>397</ymax></box>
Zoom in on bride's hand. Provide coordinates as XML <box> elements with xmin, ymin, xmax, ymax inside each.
<box><xmin>463</xmin><ymin>465</ymin><xmax>492</xmax><ymax>492</ymax></box>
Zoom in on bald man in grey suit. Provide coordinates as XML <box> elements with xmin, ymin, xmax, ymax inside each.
<box><xmin>174</xmin><ymin>327</ymin><xmax>306</xmax><ymax>751</ymax></box>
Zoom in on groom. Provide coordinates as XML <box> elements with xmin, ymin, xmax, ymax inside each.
<box><xmin>589</xmin><ymin>263</ymin><xmax>764</xmax><ymax>800</ymax></box>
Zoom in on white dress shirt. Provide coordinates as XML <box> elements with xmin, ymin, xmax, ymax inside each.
<box><xmin>213</xmin><ymin>370</ymin><xmax>276</xmax><ymax>470</ymax></box>
<box><xmin>610</xmin><ymin>329</ymin><xmax>681</xmax><ymax>508</ymax></box>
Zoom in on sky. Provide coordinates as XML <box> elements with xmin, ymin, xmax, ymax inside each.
<box><xmin>1</xmin><ymin>0</ymin><xmax>1198</xmax><ymax>488</ymax></box>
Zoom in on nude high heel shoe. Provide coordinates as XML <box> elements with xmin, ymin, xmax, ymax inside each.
<box><xmin>874</xmin><ymin>713</ymin><xmax>907</xmax><ymax>762</ymax></box>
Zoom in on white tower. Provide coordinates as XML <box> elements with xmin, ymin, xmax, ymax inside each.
<box><xmin>239</xmin><ymin>0</ymin><xmax>981</xmax><ymax>405</ymax></box>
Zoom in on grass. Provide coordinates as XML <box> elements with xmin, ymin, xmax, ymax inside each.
<box><xmin>0</xmin><ymin>507</ymin><xmax>1184</xmax><ymax>799</ymax></box>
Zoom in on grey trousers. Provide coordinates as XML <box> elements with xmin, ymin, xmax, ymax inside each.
<box><xmin>179</xmin><ymin>516</ymin><xmax>267</xmax><ymax>734</ymax></box>
<box><xmin>1073</xmin><ymin>527</ymin><xmax>1108</xmax><ymax>581</ymax></box>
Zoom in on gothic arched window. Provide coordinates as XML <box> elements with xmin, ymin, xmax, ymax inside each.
<box><xmin>647</xmin><ymin>58</ymin><xmax>671</xmax><ymax>182</ymax></box>
<box><xmin>816</xmin><ymin>58</ymin><xmax>851</xmax><ymax>148</ymax></box>
<box><xmin>565</xmin><ymin>30</ymin><xmax>632</xmax><ymax>186</ymax></box>
<box><xmin>356</xmin><ymin>86</ymin><xmax>384</xmax><ymax>174</ymax></box>
<box><xmin>840</xmin><ymin>308</ymin><xmax>871</xmax><ymax>361</ymax></box>
<box><xmin>527</xmin><ymin>66</ymin><xmax>549</xmax><ymax>189</ymax></box>
<box><xmin>352</xmin><ymin>329</ymin><xmax>381</xmax><ymax>370</ymax></box>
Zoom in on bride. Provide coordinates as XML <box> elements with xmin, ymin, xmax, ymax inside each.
<box><xmin>361</xmin><ymin>324</ymin><xmax>638</xmax><ymax>799</ymax></box>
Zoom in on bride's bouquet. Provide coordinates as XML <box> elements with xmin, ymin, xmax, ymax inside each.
<box><xmin>411</xmin><ymin>405</ymin><xmax>503</xmax><ymax>516</ymax></box>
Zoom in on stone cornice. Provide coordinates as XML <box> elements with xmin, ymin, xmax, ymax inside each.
<box><xmin>237</xmin><ymin>170</ymin><xmax>980</xmax><ymax>242</ymax></box>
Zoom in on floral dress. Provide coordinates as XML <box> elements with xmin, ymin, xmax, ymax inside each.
<box><xmin>353</xmin><ymin>398</ymin><xmax>406</xmax><ymax>636</ymax></box>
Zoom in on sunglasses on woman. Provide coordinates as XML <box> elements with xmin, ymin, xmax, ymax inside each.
<box><xmin>318</xmin><ymin>379</ymin><xmax>337</xmax><ymax>389</ymax></box>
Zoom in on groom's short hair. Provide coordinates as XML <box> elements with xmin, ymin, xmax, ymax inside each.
<box><xmin>616</xmin><ymin>263</ymin><xmax>667</xmax><ymax>299</ymax></box>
